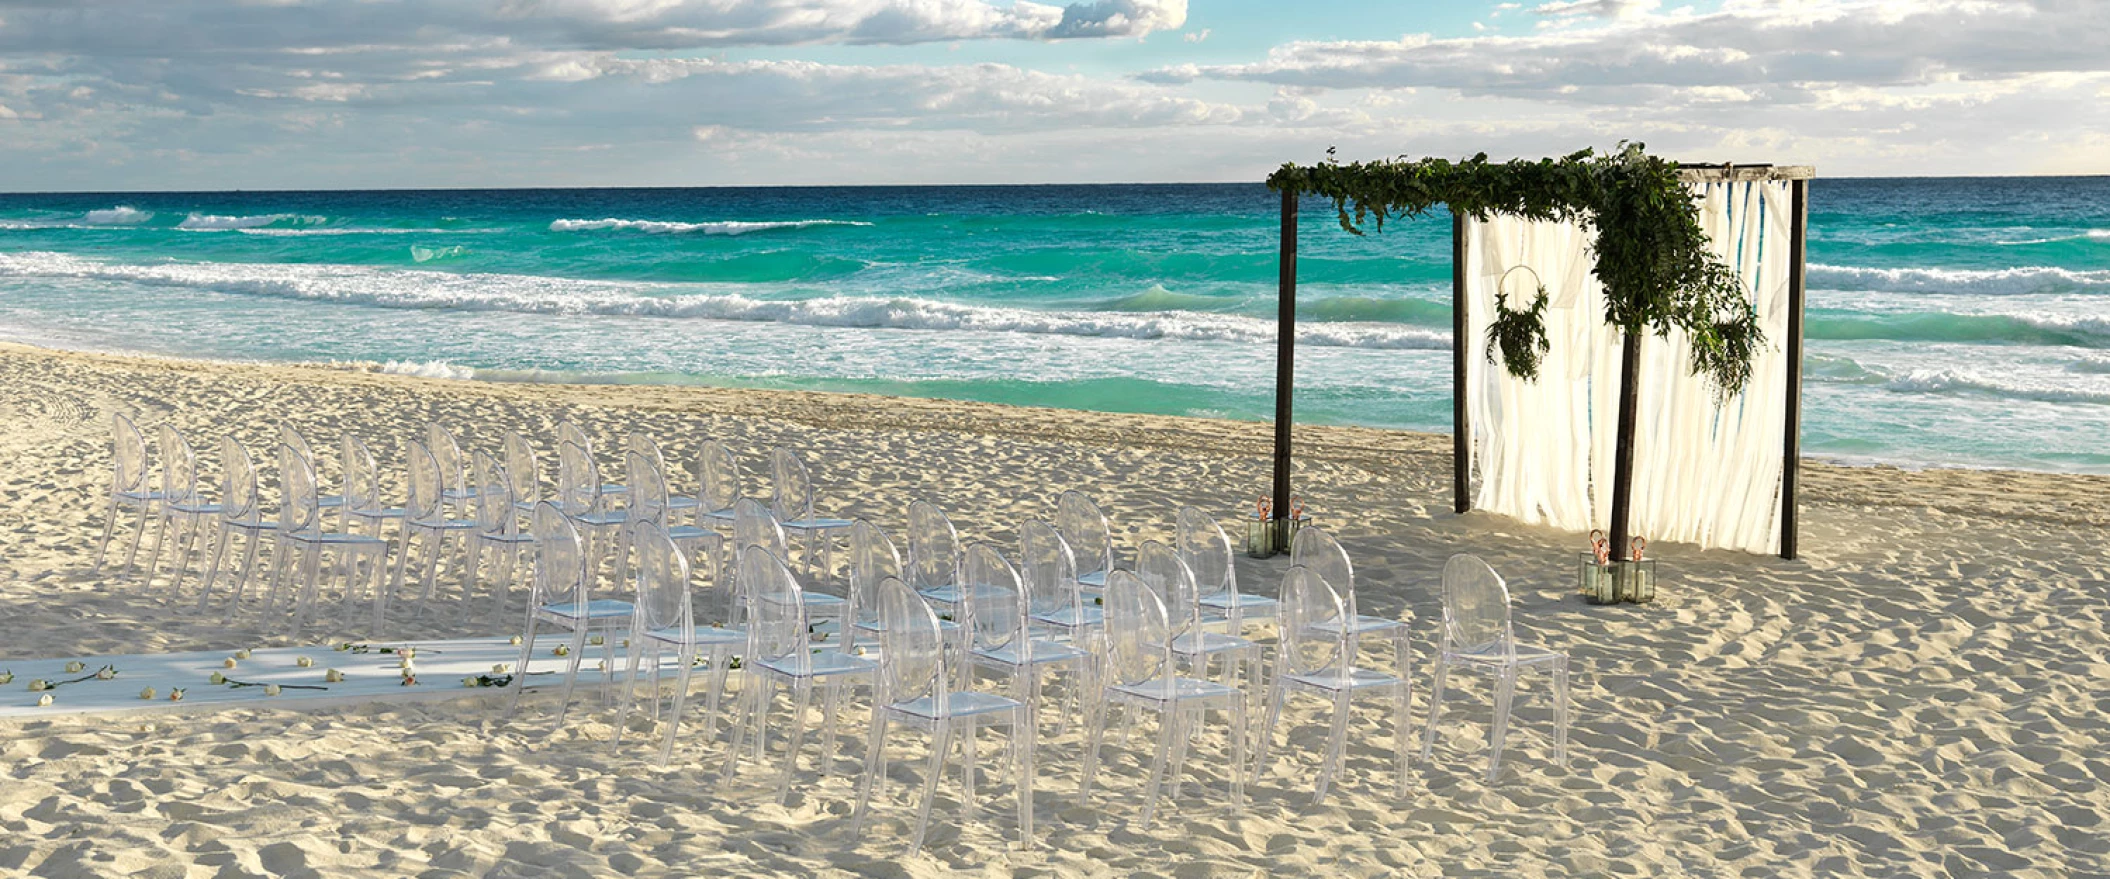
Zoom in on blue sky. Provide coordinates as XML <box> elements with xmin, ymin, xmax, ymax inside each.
<box><xmin>0</xmin><ymin>0</ymin><xmax>2102</xmax><ymax>190</ymax></box>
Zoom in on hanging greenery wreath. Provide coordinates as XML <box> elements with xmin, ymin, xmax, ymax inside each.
<box><xmin>1266</xmin><ymin>143</ymin><xmax>1764</xmax><ymax>400</ymax></box>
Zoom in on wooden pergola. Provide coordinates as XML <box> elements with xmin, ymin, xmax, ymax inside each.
<box><xmin>1268</xmin><ymin>163</ymin><xmax>1815</xmax><ymax>559</ymax></box>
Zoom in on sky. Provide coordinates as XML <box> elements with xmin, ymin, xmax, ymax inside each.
<box><xmin>0</xmin><ymin>0</ymin><xmax>2104</xmax><ymax>190</ymax></box>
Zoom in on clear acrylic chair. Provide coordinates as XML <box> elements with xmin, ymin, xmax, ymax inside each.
<box><xmin>1055</xmin><ymin>490</ymin><xmax>1114</xmax><ymax>592</ymax></box>
<box><xmin>265</xmin><ymin>441</ymin><xmax>391</xmax><ymax>635</ymax></box>
<box><xmin>502</xmin><ymin>429</ymin><xmax>543</xmax><ymax>521</ymax></box>
<box><xmin>962</xmin><ymin>542</ymin><xmax>1092</xmax><ymax>733</ymax></box>
<box><xmin>1080</xmin><ymin>570</ymin><xmax>1247</xmax><ymax>828</ymax></box>
<box><xmin>908</xmin><ymin>500</ymin><xmax>983</xmax><ymax>608</ymax></box>
<box><xmin>617</xmin><ymin>520</ymin><xmax>745</xmax><ymax>765</ymax></box>
<box><xmin>617</xmin><ymin>450</ymin><xmax>723</xmax><ymax>595</ymax></box>
<box><xmin>696</xmin><ymin>439</ymin><xmax>741</xmax><ymax>525</ymax></box>
<box><xmin>510</xmin><ymin>502</ymin><xmax>636</xmax><ymax>732</ymax></box>
<box><xmin>767</xmin><ymin>447</ymin><xmax>854</xmax><ymax>582</ymax></box>
<box><xmin>855</xmin><ymin>577</ymin><xmax>1035</xmax><ymax>852</ymax></box>
<box><xmin>722</xmin><ymin>546</ymin><xmax>878</xmax><ymax>804</ymax></box>
<box><xmin>1020</xmin><ymin>519</ymin><xmax>1102</xmax><ymax>643</ymax></box>
<box><xmin>386</xmin><ymin>440</ymin><xmax>481</xmax><ymax>622</ymax></box>
<box><xmin>424</xmin><ymin>422</ymin><xmax>481</xmax><ymax>516</ymax></box>
<box><xmin>468</xmin><ymin>452</ymin><xmax>536</xmax><ymax>628</ymax></box>
<box><xmin>1421</xmin><ymin>554</ymin><xmax>1570</xmax><ymax>782</ymax></box>
<box><xmin>279</xmin><ymin>422</ymin><xmax>346</xmax><ymax>526</ymax></box>
<box><xmin>200</xmin><ymin>436</ymin><xmax>271</xmax><ymax>616</ymax></box>
<box><xmin>145</xmin><ymin>424</ymin><xmax>220</xmax><ymax>600</ymax></box>
<box><xmin>1291</xmin><ymin>526</ymin><xmax>1412</xmax><ymax>676</ymax></box>
<box><xmin>1258</xmin><ymin>566</ymin><xmax>1412</xmax><ymax>804</ymax></box>
<box><xmin>1178</xmin><ymin>507</ymin><xmax>1277</xmax><ymax>634</ymax></box>
<box><xmin>1133</xmin><ymin>540</ymin><xmax>1263</xmax><ymax>696</ymax></box>
<box><xmin>92</xmin><ymin>412</ymin><xmax>163</xmax><ymax>578</ymax></box>
<box><xmin>556</xmin><ymin>439</ymin><xmax>631</xmax><ymax>581</ymax></box>
<box><xmin>341</xmin><ymin>433</ymin><xmax>407</xmax><ymax>541</ymax></box>
<box><xmin>732</xmin><ymin>497</ymin><xmax>845</xmax><ymax>638</ymax></box>
<box><xmin>626</xmin><ymin>433</ymin><xmax>701</xmax><ymax>522</ymax></box>
<box><xmin>557</xmin><ymin>421</ymin><xmax>625</xmax><ymax>505</ymax></box>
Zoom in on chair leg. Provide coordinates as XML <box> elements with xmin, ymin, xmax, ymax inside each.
<box><xmin>120</xmin><ymin>504</ymin><xmax>152</xmax><ymax>576</ymax></box>
<box><xmin>1395</xmin><ymin>682</ymin><xmax>1413</xmax><ymax>798</ymax></box>
<box><xmin>1139</xmin><ymin>709</ymin><xmax>1176</xmax><ymax>828</ymax></box>
<box><xmin>659</xmin><ymin>650</ymin><xmax>698</xmax><ymax>767</ymax></box>
<box><xmin>1228</xmin><ymin>699</ymin><xmax>1247</xmax><ymax>808</ymax></box>
<box><xmin>1079</xmin><ymin>698</ymin><xmax>1106</xmax><ymax>805</ymax></box>
<box><xmin>1017</xmin><ymin>704</ymin><xmax>1036</xmax><ymax>847</ymax></box>
<box><xmin>616</xmin><ymin>627</ymin><xmax>646</xmax><ymax>752</ymax></box>
<box><xmin>198</xmin><ymin>523</ymin><xmax>233</xmax><ymax>612</ymax></box>
<box><xmin>1257</xmin><ymin>672</ymin><xmax>1287</xmax><ymax>772</ymax></box>
<box><xmin>819</xmin><ymin>679</ymin><xmax>842</xmax><ymax>776</ymax></box>
<box><xmin>142</xmin><ymin>511</ymin><xmax>172</xmax><ymax>587</ymax></box>
<box><xmin>852</xmin><ymin>711</ymin><xmax>888</xmax><ymax>839</ymax></box>
<box><xmin>1553</xmin><ymin>658</ymin><xmax>1570</xmax><ymax>767</ymax></box>
<box><xmin>92</xmin><ymin>498</ymin><xmax>122</xmax><ymax>572</ymax></box>
<box><xmin>1315</xmin><ymin>691</ymin><xmax>1351</xmax><ymax>805</ymax></box>
<box><xmin>550</xmin><ymin>627</ymin><xmax>590</xmax><ymax>734</ymax></box>
<box><xmin>912</xmin><ymin>720</ymin><xmax>950</xmax><ymax>851</ymax></box>
<box><xmin>1421</xmin><ymin>659</ymin><xmax>1451</xmax><ymax>761</ymax></box>
<box><xmin>508</xmin><ymin>616</ymin><xmax>540</xmax><ymax>719</ymax></box>
<box><xmin>777</xmin><ymin>678</ymin><xmax>814</xmax><ymax>805</ymax></box>
<box><xmin>1489</xmin><ymin>671</ymin><xmax>1517</xmax><ymax>783</ymax></box>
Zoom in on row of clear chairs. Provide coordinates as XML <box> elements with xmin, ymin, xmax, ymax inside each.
<box><xmin>505</xmin><ymin>477</ymin><xmax>1569</xmax><ymax>850</ymax></box>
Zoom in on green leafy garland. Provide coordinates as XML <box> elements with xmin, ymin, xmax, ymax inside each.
<box><xmin>1267</xmin><ymin>144</ymin><xmax>1763</xmax><ymax>399</ymax></box>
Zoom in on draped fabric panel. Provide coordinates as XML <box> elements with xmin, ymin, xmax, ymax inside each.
<box><xmin>1462</xmin><ymin>181</ymin><xmax>1793</xmax><ymax>554</ymax></box>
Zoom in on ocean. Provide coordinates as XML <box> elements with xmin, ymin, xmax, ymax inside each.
<box><xmin>2</xmin><ymin>179</ymin><xmax>2106</xmax><ymax>473</ymax></box>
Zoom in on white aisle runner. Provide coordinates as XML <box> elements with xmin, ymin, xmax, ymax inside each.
<box><xmin>0</xmin><ymin>637</ymin><xmax>683</xmax><ymax>719</ymax></box>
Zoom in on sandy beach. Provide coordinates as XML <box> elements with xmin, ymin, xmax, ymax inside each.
<box><xmin>2</xmin><ymin>339</ymin><xmax>2107</xmax><ymax>877</ymax></box>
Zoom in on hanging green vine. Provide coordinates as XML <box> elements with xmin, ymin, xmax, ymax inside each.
<box><xmin>1267</xmin><ymin>144</ymin><xmax>1764</xmax><ymax>399</ymax></box>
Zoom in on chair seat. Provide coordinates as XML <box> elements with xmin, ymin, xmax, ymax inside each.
<box><xmin>640</xmin><ymin>625</ymin><xmax>745</xmax><ymax>648</ymax></box>
<box><xmin>439</xmin><ymin>488</ymin><xmax>481</xmax><ymax>501</ymax></box>
<box><xmin>317</xmin><ymin>494</ymin><xmax>347</xmax><ymax>509</ymax></box>
<box><xmin>890</xmin><ymin>690</ymin><xmax>1025</xmax><ymax>721</ymax></box>
<box><xmin>114</xmin><ymin>489</ymin><xmax>167</xmax><ymax>503</ymax></box>
<box><xmin>666</xmin><ymin>496</ymin><xmax>702</xmax><ymax>510</ymax></box>
<box><xmin>1169</xmin><ymin>630</ymin><xmax>1260</xmax><ymax>658</ymax></box>
<box><xmin>665</xmin><ymin>525</ymin><xmax>720</xmax><ymax>545</ymax></box>
<box><xmin>538</xmin><ymin>599</ymin><xmax>635</xmax><ymax>621</ymax></box>
<box><xmin>973</xmin><ymin>639</ymin><xmax>1088</xmax><ymax>669</ymax></box>
<box><xmin>348</xmin><ymin>506</ymin><xmax>407</xmax><ymax>520</ymax></box>
<box><xmin>1311</xmin><ymin>614</ymin><xmax>1408</xmax><ymax>638</ymax></box>
<box><xmin>1200</xmin><ymin>593</ymin><xmax>1280</xmax><ymax>613</ymax></box>
<box><xmin>756</xmin><ymin>650</ymin><xmax>877</xmax><ymax>679</ymax></box>
<box><xmin>781</xmin><ymin>517</ymin><xmax>854</xmax><ymax>532</ymax></box>
<box><xmin>1285</xmin><ymin>666</ymin><xmax>1405</xmax><ymax>693</ymax></box>
<box><xmin>854</xmin><ymin>617</ymin><xmax>963</xmax><ymax>636</ymax></box>
<box><xmin>568</xmin><ymin>510</ymin><xmax>629</xmax><ymax>528</ymax></box>
<box><xmin>1032</xmin><ymin>605</ymin><xmax>1104</xmax><ymax>629</ymax></box>
<box><xmin>1076</xmin><ymin>569</ymin><xmax>1108</xmax><ymax>589</ymax></box>
<box><xmin>700</xmin><ymin>507</ymin><xmax>736</xmax><ymax>523</ymax></box>
<box><xmin>917</xmin><ymin>583</ymin><xmax>1008</xmax><ymax>606</ymax></box>
<box><xmin>1111</xmin><ymin>676</ymin><xmax>1241</xmax><ymax>704</ymax></box>
<box><xmin>476</xmin><ymin>530</ymin><xmax>537</xmax><ymax>545</ymax></box>
<box><xmin>168</xmin><ymin>501</ymin><xmax>224</xmax><ymax>516</ymax></box>
<box><xmin>279</xmin><ymin>529</ymin><xmax>389</xmax><ymax>548</ymax></box>
<box><xmin>221</xmin><ymin>516</ymin><xmax>272</xmax><ymax>532</ymax></box>
<box><xmin>1449</xmin><ymin>642</ymin><xmax>1565</xmax><ymax>668</ymax></box>
<box><xmin>408</xmin><ymin>516</ymin><xmax>480</xmax><ymax>531</ymax></box>
<box><xmin>802</xmin><ymin>592</ymin><xmax>847</xmax><ymax>609</ymax></box>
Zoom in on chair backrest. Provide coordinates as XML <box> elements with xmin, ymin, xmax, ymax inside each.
<box><xmin>278</xmin><ymin>422</ymin><xmax>320</xmax><ymax>481</ymax></box>
<box><xmin>1440</xmin><ymin>554</ymin><xmax>1514</xmax><ymax>658</ymax></box>
<box><xmin>502</xmin><ymin>430</ymin><xmax>540</xmax><ymax>509</ymax></box>
<box><xmin>405</xmin><ymin>440</ymin><xmax>446</xmax><ymax>522</ymax></box>
<box><xmin>1055</xmin><ymin>490</ymin><xmax>1112</xmax><ymax>583</ymax></box>
<box><xmin>847</xmin><ymin>518</ymin><xmax>901</xmax><ymax>629</ymax></box>
<box><xmin>875</xmin><ymin>577</ymin><xmax>946</xmax><ymax>708</ymax></box>
<box><xmin>1018</xmin><ymin>519</ymin><xmax>1080</xmax><ymax>622</ymax></box>
<box><xmin>625</xmin><ymin>450</ymin><xmax>670</xmax><ymax>527</ymax></box>
<box><xmin>529</xmin><ymin>501</ymin><xmax>586</xmax><ymax>609</ymax></box>
<box><xmin>157</xmin><ymin>424</ymin><xmax>201</xmax><ymax>505</ymax></box>
<box><xmin>732</xmin><ymin>496</ymin><xmax>788</xmax><ymax>557</ymax></box>
<box><xmin>1103</xmin><ymin>569</ymin><xmax>1173</xmax><ymax>688</ymax></box>
<box><xmin>342</xmin><ymin>434</ymin><xmax>386</xmax><ymax>515</ymax></box>
<box><xmin>632</xmin><ymin>520</ymin><xmax>694</xmax><ymax>643</ymax></box>
<box><xmin>1291</xmin><ymin>525</ymin><xmax>1357</xmax><ymax>619</ymax></box>
<box><xmin>1279</xmin><ymin>566</ymin><xmax>1349</xmax><ymax>680</ymax></box>
<box><xmin>1176</xmin><ymin>507</ymin><xmax>1237</xmax><ymax>604</ymax></box>
<box><xmin>767</xmin><ymin>447</ymin><xmax>814</xmax><ymax>523</ymax></box>
<box><xmin>740</xmin><ymin>546</ymin><xmax>811</xmax><ymax>674</ymax></box>
<box><xmin>698</xmin><ymin>440</ymin><xmax>740</xmax><ymax>514</ymax></box>
<box><xmin>556</xmin><ymin>421</ymin><xmax>592</xmax><ymax>457</ymax></box>
<box><xmin>1133</xmin><ymin>540</ymin><xmax>1199</xmax><ymax>636</ymax></box>
<box><xmin>112</xmin><ymin>413</ymin><xmax>150</xmax><ymax>494</ymax></box>
<box><xmin>961</xmin><ymin>542</ymin><xmax>1026</xmax><ymax>657</ymax></box>
<box><xmin>219</xmin><ymin>435</ymin><xmax>260</xmax><ymax>521</ymax></box>
<box><xmin>425</xmin><ymin>422</ymin><xmax>466</xmax><ymax>495</ymax></box>
<box><xmin>279</xmin><ymin>441</ymin><xmax>323</xmax><ymax>533</ymax></box>
<box><xmin>470</xmin><ymin>451</ymin><xmax>513</xmax><ymax>534</ymax></box>
<box><xmin>554</xmin><ymin>440</ymin><xmax>601</xmax><ymax>517</ymax></box>
<box><xmin>905</xmin><ymin>500</ymin><xmax>959</xmax><ymax>593</ymax></box>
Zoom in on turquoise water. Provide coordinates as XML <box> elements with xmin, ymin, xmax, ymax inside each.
<box><xmin>2</xmin><ymin>179</ymin><xmax>2107</xmax><ymax>472</ymax></box>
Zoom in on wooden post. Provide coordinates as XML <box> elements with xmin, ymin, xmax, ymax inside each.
<box><xmin>1781</xmin><ymin>178</ymin><xmax>1809</xmax><ymax>559</ymax></box>
<box><xmin>1608</xmin><ymin>325</ymin><xmax>1642</xmax><ymax>555</ymax></box>
<box><xmin>1452</xmin><ymin>211</ymin><xmax>1471</xmax><ymax>515</ymax></box>
<box><xmin>1271</xmin><ymin>189</ymin><xmax>1298</xmax><ymax>552</ymax></box>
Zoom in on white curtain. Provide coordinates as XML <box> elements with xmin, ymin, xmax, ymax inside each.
<box><xmin>1463</xmin><ymin>180</ymin><xmax>1792</xmax><ymax>554</ymax></box>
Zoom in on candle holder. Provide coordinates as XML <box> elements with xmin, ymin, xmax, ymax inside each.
<box><xmin>1578</xmin><ymin>555</ymin><xmax>1657</xmax><ymax>604</ymax></box>
<box><xmin>1244</xmin><ymin>515</ymin><xmax>1312</xmax><ymax>558</ymax></box>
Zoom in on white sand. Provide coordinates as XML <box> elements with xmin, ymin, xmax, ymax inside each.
<box><xmin>2</xmin><ymin>340</ymin><xmax>2107</xmax><ymax>876</ymax></box>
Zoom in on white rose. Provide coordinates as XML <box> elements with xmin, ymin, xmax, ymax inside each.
<box><xmin>37</xmin><ymin>693</ymin><xmax>53</xmax><ymax>707</ymax></box>
<box><xmin>461</xmin><ymin>677</ymin><xmax>478</xmax><ymax>688</ymax></box>
<box><xmin>209</xmin><ymin>672</ymin><xmax>226</xmax><ymax>685</ymax></box>
<box><xmin>552</xmin><ymin>645</ymin><xmax>569</xmax><ymax>656</ymax></box>
<box><xmin>234</xmin><ymin>649</ymin><xmax>251</xmax><ymax>660</ymax></box>
<box><xmin>265</xmin><ymin>684</ymin><xmax>281</xmax><ymax>696</ymax></box>
<box><xmin>169</xmin><ymin>689</ymin><xmax>185</xmax><ymax>701</ymax></box>
<box><xmin>28</xmin><ymin>679</ymin><xmax>47</xmax><ymax>691</ymax></box>
<box><xmin>509</xmin><ymin>635</ymin><xmax>522</xmax><ymax>646</ymax></box>
<box><xmin>399</xmin><ymin>656</ymin><xmax>414</xmax><ymax>670</ymax></box>
<box><xmin>296</xmin><ymin>656</ymin><xmax>313</xmax><ymax>668</ymax></box>
<box><xmin>223</xmin><ymin>658</ymin><xmax>238</xmax><ymax>669</ymax></box>
<box><xmin>589</xmin><ymin>635</ymin><xmax>604</xmax><ymax>646</ymax></box>
<box><xmin>140</xmin><ymin>687</ymin><xmax>156</xmax><ymax>700</ymax></box>
<box><xmin>325</xmin><ymin>669</ymin><xmax>345</xmax><ymax>683</ymax></box>
<box><xmin>96</xmin><ymin>668</ymin><xmax>115</xmax><ymax>680</ymax></box>
<box><xmin>492</xmin><ymin>664</ymin><xmax>508</xmax><ymax>674</ymax></box>
<box><xmin>65</xmin><ymin>661</ymin><xmax>84</xmax><ymax>673</ymax></box>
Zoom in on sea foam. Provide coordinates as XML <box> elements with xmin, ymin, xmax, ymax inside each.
<box><xmin>83</xmin><ymin>206</ymin><xmax>153</xmax><ymax>225</ymax></box>
<box><xmin>177</xmin><ymin>213</ymin><xmax>328</xmax><ymax>231</ymax></box>
<box><xmin>549</xmin><ymin>218</ymin><xmax>873</xmax><ymax>235</ymax></box>
<box><xmin>1810</xmin><ymin>263</ymin><xmax>2110</xmax><ymax>296</ymax></box>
